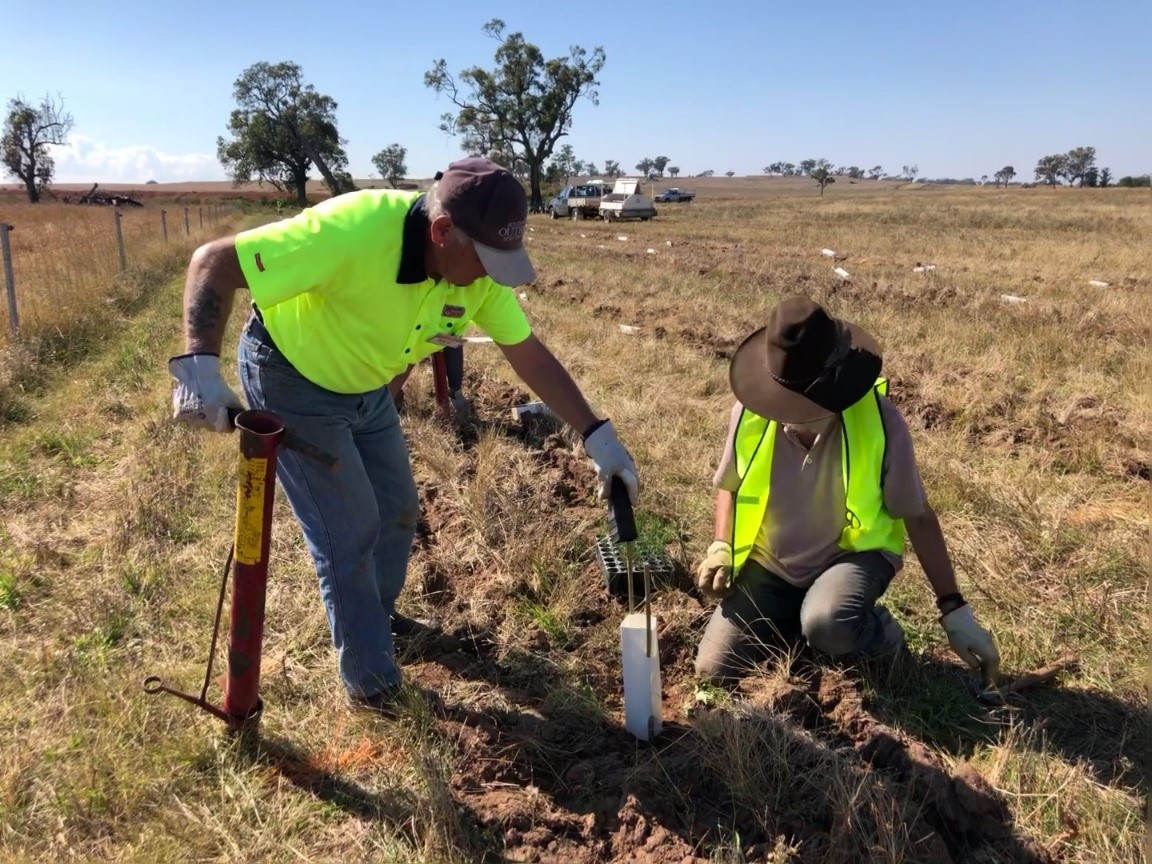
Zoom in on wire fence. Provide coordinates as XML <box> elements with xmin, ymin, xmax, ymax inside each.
<box><xmin>0</xmin><ymin>203</ymin><xmax>233</xmax><ymax>341</ymax></box>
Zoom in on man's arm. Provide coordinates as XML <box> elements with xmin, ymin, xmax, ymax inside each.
<box><xmin>714</xmin><ymin>489</ymin><xmax>735</xmax><ymax>543</ymax></box>
<box><xmin>169</xmin><ymin>236</ymin><xmax>249</xmax><ymax>433</ymax></box>
<box><xmin>184</xmin><ymin>236</ymin><xmax>248</xmax><ymax>354</ymax></box>
<box><xmin>904</xmin><ymin>506</ymin><xmax>962</xmax><ymax>605</ymax></box>
<box><xmin>498</xmin><ymin>335</ymin><xmax>599</xmax><ymax>434</ymax></box>
<box><xmin>907</xmin><ymin>504</ymin><xmax>1000</xmax><ymax>682</ymax></box>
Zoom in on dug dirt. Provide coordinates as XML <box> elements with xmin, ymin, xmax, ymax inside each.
<box><xmin>386</xmin><ymin>377</ymin><xmax>1057</xmax><ymax>864</ymax></box>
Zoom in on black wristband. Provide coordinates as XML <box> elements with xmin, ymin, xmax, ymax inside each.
<box><xmin>936</xmin><ymin>592</ymin><xmax>966</xmax><ymax>613</ymax></box>
<box><xmin>582</xmin><ymin>418</ymin><xmax>610</xmax><ymax>441</ymax></box>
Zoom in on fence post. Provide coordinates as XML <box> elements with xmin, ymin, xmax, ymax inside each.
<box><xmin>114</xmin><ymin>210</ymin><xmax>127</xmax><ymax>271</ymax></box>
<box><xmin>161</xmin><ymin>209</ymin><xmax>168</xmax><ymax>243</ymax></box>
<box><xmin>184</xmin><ymin>207</ymin><xmax>190</xmax><ymax>236</ymax></box>
<box><xmin>1</xmin><ymin>223</ymin><xmax>17</xmax><ymax>336</ymax></box>
<box><xmin>199</xmin><ymin>206</ymin><xmax>203</xmax><ymax>228</ymax></box>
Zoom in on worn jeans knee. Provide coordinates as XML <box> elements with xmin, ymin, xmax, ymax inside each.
<box><xmin>799</xmin><ymin>552</ymin><xmax>900</xmax><ymax>658</ymax></box>
<box><xmin>801</xmin><ymin>607</ymin><xmax>862</xmax><ymax>656</ymax></box>
<box><xmin>694</xmin><ymin>560</ymin><xmax>806</xmax><ymax>683</ymax></box>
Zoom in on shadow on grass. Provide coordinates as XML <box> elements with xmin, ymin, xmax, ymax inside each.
<box><xmin>856</xmin><ymin>651</ymin><xmax>1148</xmax><ymax>797</ymax></box>
<box><xmin>237</xmin><ymin>728</ymin><xmax>499</xmax><ymax>861</ymax></box>
<box><xmin>243</xmin><ymin>733</ymin><xmax>417</xmax><ymax>822</ymax></box>
<box><xmin>390</xmin><ymin>615</ymin><xmax>1058</xmax><ymax>863</ymax></box>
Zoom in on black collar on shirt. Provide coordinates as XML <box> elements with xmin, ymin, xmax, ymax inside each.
<box><xmin>397</xmin><ymin>195</ymin><xmax>430</xmax><ymax>284</ymax></box>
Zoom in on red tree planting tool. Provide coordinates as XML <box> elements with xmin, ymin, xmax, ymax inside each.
<box><xmin>144</xmin><ymin>410</ymin><xmax>337</xmax><ymax>733</ymax></box>
<box><xmin>431</xmin><ymin>351</ymin><xmax>450</xmax><ymax>414</ymax></box>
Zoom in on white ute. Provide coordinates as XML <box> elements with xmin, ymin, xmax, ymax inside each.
<box><xmin>598</xmin><ymin>179</ymin><xmax>657</xmax><ymax>222</ymax></box>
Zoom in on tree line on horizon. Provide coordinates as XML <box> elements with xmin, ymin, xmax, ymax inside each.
<box><xmin>4</xmin><ymin>24</ymin><xmax>1150</xmax><ymax>204</ymax></box>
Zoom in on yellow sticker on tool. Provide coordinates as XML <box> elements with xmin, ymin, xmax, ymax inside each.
<box><xmin>234</xmin><ymin>457</ymin><xmax>268</xmax><ymax>565</ymax></box>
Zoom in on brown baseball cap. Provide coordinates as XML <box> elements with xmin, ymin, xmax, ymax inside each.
<box><xmin>435</xmin><ymin>157</ymin><xmax>536</xmax><ymax>287</ymax></box>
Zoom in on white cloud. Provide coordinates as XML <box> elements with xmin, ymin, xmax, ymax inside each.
<box><xmin>47</xmin><ymin>135</ymin><xmax>223</xmax><ymax>184</ymax></box>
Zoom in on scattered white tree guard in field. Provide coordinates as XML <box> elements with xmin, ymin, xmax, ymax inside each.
<box><xmin>617</xmin><ymin>235</ymin><xmax>629</xmax><ymax>241</ymax></box>
<box><xmin>511</xmin><ymin>401</ymin><xmax>553</xmax><ymax>421</ymax></box>
<box><xmin>1088</xmin><ymin>280</ymin><xmax>1109</xmax><ymax>287</ymax></box>
<box><xmin>1000</xmin><ymin>294</ymin><xmax>1028</xmax><ymax>305</ymax></box>
<box><xmin>913</xmin><ymin>264</ymin><xmax>937</xmax><ymax>272</ymax></box>
<box><xmin>834</xmin><ymin>267</ymin><xmax>851</xmax><ymax>280</ymax></box>
<box><xmin>821</xmin><ymin>248</ymin><xmax>836</xmax><ymax>257</ymax></box>
<box><xmin>619</xmin><ymin>324</ymin><xmax>640</xmax><ymax>335</ymax></box>
<box><xmin>621</xmin><ymin>611</ymin><xmax>662</xmax><ymax>741</ymax></box>
<box><xmin>646</xmin><ymin>248</ymin><xmax>656</xmax><ymax>254</ymax></box>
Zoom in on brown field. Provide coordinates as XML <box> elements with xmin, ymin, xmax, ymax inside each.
<box><xmin>0</xmin><ymin>185</ymin><xmax>1147</xmax><ymax>863</ymax></box>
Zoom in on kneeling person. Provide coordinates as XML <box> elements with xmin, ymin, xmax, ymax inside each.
<box><xmin>694</xmin><ymin>297</ymin><xmax>998</xmax><ymax>683</ymax></box>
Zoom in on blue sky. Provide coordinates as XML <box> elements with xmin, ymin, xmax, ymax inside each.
<box><xmin>2</xmin><ymin>0</ymin><xmax>1149</xmax><ymax>184</ymax></box>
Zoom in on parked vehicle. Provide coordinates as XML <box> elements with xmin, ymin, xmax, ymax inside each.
<box><xmin>598</xmin><ymin>179</ymin><xmax>658</xmax><ymax>222</ymax></box>
<box><xmin>548</xmin><ymin>182</ymin><xmax>611</xmax><ymax>220</ymax></box>
<box><xmin>654</xmin><ymin>187</ymin><xmax>695</xmax><ymax>203</ymax></box>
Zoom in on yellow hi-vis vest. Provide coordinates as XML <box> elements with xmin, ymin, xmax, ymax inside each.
<box><xmin>731</xmin><ymin>378</ymin><xmax>906</xmax><ymax>574</ymax></box>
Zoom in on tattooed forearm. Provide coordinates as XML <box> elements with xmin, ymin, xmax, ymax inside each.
<box><xmin>188</xmin><ymin>287</ymin><xmax>223</xmax><ymax>340</ymax></box>
<box><xmin>182</xmin><ymin>237</ymin><xmax>247</xmax><ymax>354</ymax></box>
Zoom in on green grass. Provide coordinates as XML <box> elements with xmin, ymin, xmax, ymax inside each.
<box><xmin>0</xmin><ymin>570</ymin><xmax>21</xmax><ymax>611</ymax></box>
<box><xmin>29</xmin><ymin>430</ymin><xmax>101</xmax><ymax>468</ymax></box>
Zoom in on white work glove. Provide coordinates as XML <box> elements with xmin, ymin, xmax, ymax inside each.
<box><xmin>169</xmin><ymin>353</ymin><xmax>245</xmax><ymax>433</ymax></box>
<box><xmin>695</xmin><ymin>540</ymin><xmax>734</xmax><ymax>600</ymax></box>
<box><xmin>941</xmin><ymin>604</ymin><xmax>1001</xmax><ymax>685</ymax></box>
<box><xmin>583</xmin><ymin>420</ymin><xmax>639</xmax><ymax>504</ymax></box>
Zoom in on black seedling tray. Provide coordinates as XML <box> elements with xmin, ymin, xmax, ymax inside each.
<box><xmin>595</xmin><ymin>535</ymin><xmax>675</xmax><ymax>599</ymax></box>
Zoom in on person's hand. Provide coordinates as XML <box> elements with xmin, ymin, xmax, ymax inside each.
<box><xmin>583</xmin><ymin>420</ymin><xmax>639</xmax><ymax>504</ymax></box>
<box><xmin>695</xmin><ymin>540</ymin><xmax>734</xmax><ymax>600</ymax></box>
<box><xmin>941</xmin><ymin>604</ymin><xmax>1000</xmax><ymax>685</ymax></box>
<box><xmin>169</xmin><ymin>353</ymin><xmax>245</xmax><ymax>432</ymax></box>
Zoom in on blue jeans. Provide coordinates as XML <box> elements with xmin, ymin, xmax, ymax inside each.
<box><xmin>237</xmin><ymin>313</ymin><xmax>418</xmax><ymax>698</ymax></box>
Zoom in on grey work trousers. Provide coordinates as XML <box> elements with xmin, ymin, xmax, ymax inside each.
<box><xmin>695</xmin><ymin>552</ymin><xmax>903</xmax><ymax>682</ymax></box>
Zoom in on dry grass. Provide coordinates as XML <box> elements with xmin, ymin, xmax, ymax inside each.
<box><xmin>0</xmin><ymin>201</ymin><xmax>235</xmax><ymax>426</ymax></box>
<box><xmin>0</xmin><ymin>184</ymin><xmax>1147</xmax><ymax>863</ymax></box>
<box><xmin>0</xmin><ymin>201</ymin><xmax>229</xmax><ymax>342</ymax></box>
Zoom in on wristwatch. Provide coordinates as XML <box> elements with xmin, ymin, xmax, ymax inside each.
<box><xmin>936</xmin><ymin>592</ymin><xmax>967</xmax><ymax>615</ymax></box>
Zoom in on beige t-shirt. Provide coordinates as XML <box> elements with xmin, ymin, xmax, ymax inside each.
<box><xmin>713</xmin><ymin>396</ymin><xmax>927</xmax><ymax>587</ymax></box>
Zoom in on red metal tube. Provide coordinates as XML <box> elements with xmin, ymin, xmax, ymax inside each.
<box><xmin>222</xmin><ymin>410</ymin><xmax>285</xmax><ymax>730</ymax></box>
<box><xmin>431</xmin><ymin>351</ymin><xmax>450</xmax><ymax>413</ymax></box>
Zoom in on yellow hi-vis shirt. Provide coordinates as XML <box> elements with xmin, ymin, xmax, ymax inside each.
<box><xmin>234</xmin><ymin>190</ymin><xmax>532</xmax><ymax>394</ymax></box>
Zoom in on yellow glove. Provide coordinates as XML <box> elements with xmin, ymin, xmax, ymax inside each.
<box><xmin>695</xmin><ymin>540</ymin><xmax>734</xmax><ymax>600</ymax></box>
